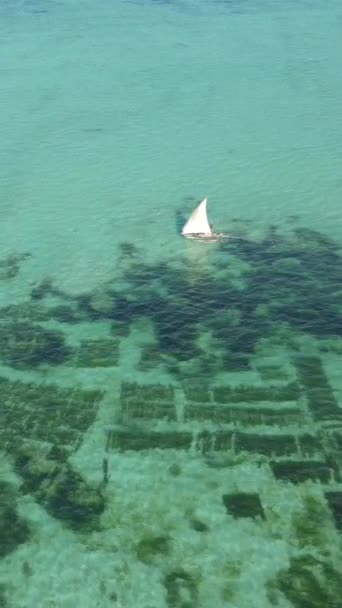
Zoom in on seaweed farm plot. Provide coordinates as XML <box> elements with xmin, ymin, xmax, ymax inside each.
<box><xmin>294</xmin><ymin>355</ymin><xmax>342</xmax><ymax>425</ymax></box>
<box><xmin>103</xmin><ymin>361</ymin><xmax>342</xmax><ymax>607</ymax></box>
<box><xmin>0</xmin><ymin>376</ymin><xmax>106</xmax><ymax>544</ymax></box>
<box><xmin>84</xmin><ymin>226</ymin><xmax>342</xmax><ymax>547</ymax></box>
<box><xmin>0</xmin><ymin>376</ymin><xmax>103</xmax><ymax>452</ymax></box>
<box><xmin>72</xmin><ymin>338</ymin><xmax>120</xmax><ymax>368</ymax></box>
<box><xmin>121</xmin><ymin>381</ymin><xmax>177</xmax><ymax>422</ymax></box>
<box><xmin>107</xmin><ymin>346</ymin><xmax>342</xmax><ymax>519</ymax></box>
<box><xmin>108</xmin><ymin>372</ymin><xmax>341</xmax><ymax>483</ymax></box>
<box><xmin>112</xmin><ymin>381</ymin><xmax>309</xmax><ymax>450</ymax></box>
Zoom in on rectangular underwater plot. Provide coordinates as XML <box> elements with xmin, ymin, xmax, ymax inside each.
<box><xmin>0</xmin><ymin>376</ymin><xmax>103</xmax><ymax>451</ymax></box>
<box><xmin>120</xmin><ymin>381</ymin><xmax>176</xmax><ymax>421</ymax></box>
<box><xmin>137</xmin><ymin>345</ymin><xmax>164</xmax><ymax>371</ymax></box>
<box><xmin>194</xmin><ymin>430</ymin><xmax>233</xmax><ymax>453</ymax></box>
<box><xmin>213</xmin><ymin>382</ymin><xmax>301</xmax><ymax>404</ymax></box>
<box><xmin>123</xmin><ymin>400</ymin><xmax>177</xmax><ymax>421</ymax></box>
<box><xmin>53</xmin><ymin>388</ymin><xmax>103</xmax><ymax>432</ymax></box>
<box><xmin>271</xmin><ymin>460</ymin><xmax>333</xmax><ymax>484</ymax></box>
<box><xmin>185</xmin><ymin>403</ymin><xmax>303</xmax><ymax>426</ymax></box>
<box><xmin>330</xmin><ymin>430</ymin><xmax>342</xmax><ymax>451</ymax></box>
<box><xmin>73</xmin><ymin>339</ymin><xmax>120</xmax><ymax>367</ymax></box>
<box><xmin>297</xmin><ymin>433</ymin><xmax>325</xmax><ymax>457</ymax></box>
<box><xmin>107</xmin><ymin>428</ymin><xmax>234</xmax><ymax>453</ymax></box>
<box><xmin>183</xmin><ymin>384</ymin><xmax>212</xmax><ymax>403</ymax></box>
<box><xmin>108</xmin><ymin>429</ymin><xmax>193</xmax><ymax>451</ymax></box>
<box><xmin>185</xmin><ymin>403</ymin><xmax>233</xmax><ymax>424</ymax></box>
<box><xmin>121</xmin><ymin>382</ymin><xmax>175</xmax><ymax>402</ymax></box>
<box><xmin>325</xmin><ymin>492</ymin><xmax>342</xmax><ymax>531</ymax></box>
<box><xmin>235</xmin><ymin>431</ymin><xmax>298</xmax><ymax>457</ymax></box>
<box><xmin>295</xmin><ymin>356</ymin><xmax>342</xmax><ymax>422</ymax></box>
<box><xmin>308</xmin><ymin>389</ymin><xmax>342</xmax><ymax>422</ymax></box>
<box><xmin>42</xmin><ymin>426</ymin><xmax>79</xmax><ymax>447</ymax></box>
<box><xmin>222</xmin><ymin>492</ymin><xmax>265</xmax><ymax>520</ymax></box>
<box><xmin>232</xmin><ymin>405</ymin><xmax>305</xmax><ymax>427</ymax></box>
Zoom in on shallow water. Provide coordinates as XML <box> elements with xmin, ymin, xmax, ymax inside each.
<box><xmin>1</xmin><ymin>1</ymin><xmax>342</xmax><ymax>607</ymax></box>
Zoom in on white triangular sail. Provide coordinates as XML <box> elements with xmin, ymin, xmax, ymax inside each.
<box><xmin>182</xmin><ymin>198</ymin><xmax>212</xmax><ymax>235</ymax></box>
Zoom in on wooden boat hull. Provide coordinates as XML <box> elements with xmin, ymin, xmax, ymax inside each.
<box><xmin>182</xmin><ymin>233</ymin><xmax>228</xmax><ymax>242</ymax></box>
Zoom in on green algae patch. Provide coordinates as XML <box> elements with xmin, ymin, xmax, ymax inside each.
<box><xmin>137</xmin><ymin>344</ymin><xmax>163</xmax><ymax>371</ymax></box>
<box><xmin>0</xmin><ymin>482</ymin><xmax>30</xmax><ymax>558</ymax></box>
<box><xmin>0</xmin><ymin>322</ymin><xmax>71</xmax><ymax>369</ymax></box>
<box><xmin>14</xmin><ymin>445</ymin><xmax>105</xmax><ymax>531</ymax></box>
<box><xmin>183</xmin><ymin>383</ymin><xmax>211</xmax><ymax>403</ymax></box>
<box><xmin>189</xmin><ymin>518</ymin><xmax>209</xmax><ymax>533</ymax></box>
<box><xmin>108</xmin><ymin>428</ymin><xmax>192</xmax><ymax>451</ymax></box>
<box><xmin>164</xmin><ymin>569</ymin><xmax>198</xmax><ymax>608</ymax></box>
<box><xmin>270</xmin><ymin>460</ymin><xmax>332</xmax><ymax>484</ymax></box>
<box><xmin>136</xmin><ymin>534</ymin><xmax>171</xmax><ymax>564</ymax></box>
<box><xmin>270</xmin><ymin>555</ymin><xmax>342</xmax><ymax>608</ymax></box>
<box><xmin>213</xmin><ymin>381</ymin><xmax>300</xmax><ymax>403</ymax></box>
<box><xmin>45</xmin><ymin>304</ymin><xmax>80</xmax><ymax>324</ymax></box>
<box><xmin>73</xmin><ymin>338</ymin><xmax>120</xmax><ymax>367</ymax></box>
<box><xmin>291</xmin><ymin>494</ymin><xmax>332</xmax><ymax>549</ymax></box>
<box><xmin>0</xmin><ymin>252</ymin><xmax>30</xmax><ymax>280</ymax></box>
<box><xmin>236</xmin><ymin>431</ymin><xmax>297</xmax><ymax>457</ymax></box>
<box><xmin>222</xmin><ymin>492</ymin><xmax>265</xmax><ymax>520</ymax></box>
<box><xmin>0</xmin><ymin>585</ymin><xmax>9</xmax><ymax>608</ymax></box>
<box><xmin>294</xmin><ymin>355</ymin><xmax>342</xmax><ymax>422</ymax></box>
<box><xmin>325</xmin><ymin>491</ymin><xmax>342</xmax><ymax>531</ymax></box>
<box><xmin>0</xmin><ymin>376</ymin><xmax>103</xmax><ymax>452</ymax></box>
<box><xmin>121</xmin><ymin>382</ymin><xmax>177</xmax><ymax>420</ymax></box>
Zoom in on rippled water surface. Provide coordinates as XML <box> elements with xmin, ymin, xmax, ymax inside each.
<box><xmin>1</xmin><ymin>1</ymin><xmax>342</xmax><ymax>607</ymax></box>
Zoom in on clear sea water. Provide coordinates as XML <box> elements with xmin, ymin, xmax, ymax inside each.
<box><xmin>1</xmin><ymin>1</ymin><xmax>342</xmax><ymax>607</ymax></box>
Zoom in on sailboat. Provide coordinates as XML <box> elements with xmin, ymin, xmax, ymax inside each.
<box><xmin>181</xmin><ymin>198</ymin><xmax>225</xmax><ymax>241</ymax></box>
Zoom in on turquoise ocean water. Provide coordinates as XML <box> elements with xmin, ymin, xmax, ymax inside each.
<box><xmin>1</xmin><ymin>1</ymin><xmax>342</xmax><ymax>606</ymax></box>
